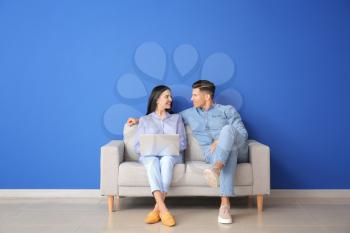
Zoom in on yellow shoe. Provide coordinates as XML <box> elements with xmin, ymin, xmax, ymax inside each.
<box><xmin>144</xmin><ymin>210</ymin><xmax>160</xmax><ymax>224</ymax></box>
<box><xmin>160</xmin><ymin>211</ymin><xmax>176</xmax><ymax>227</ymax></box>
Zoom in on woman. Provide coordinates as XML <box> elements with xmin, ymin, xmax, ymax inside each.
<box><xmin>129</xmin><ymin>85</ymin><xmax>187</xmax><ymax>227</ymax></box>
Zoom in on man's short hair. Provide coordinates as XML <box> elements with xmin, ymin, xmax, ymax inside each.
<box><xmin>192</xmin><ymin>80</ymin><xmax>216</xmax><ymax>98</ymax></box>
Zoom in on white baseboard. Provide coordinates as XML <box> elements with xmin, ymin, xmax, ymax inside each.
<box><xmin>0</xmin><ymin>189</ymin><xmax>101</xmax><ymax>198</ymax></box>
<box><xmin>0</xmin><ymin>189</ymin><xmax>349</xmax><ymax>198</ymax></box>
<box><xmin>270</xmin><ymin>189</ymin><xmax>350</xmax><ymax>198</ymax></box>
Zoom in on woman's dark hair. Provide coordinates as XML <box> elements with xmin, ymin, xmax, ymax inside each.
<box><xmin>146</xmin><ymin>85</ymin><xmax>173</xmax><ymax>115</ymax></box>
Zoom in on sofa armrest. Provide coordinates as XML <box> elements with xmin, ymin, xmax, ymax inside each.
<box><xmin>100</xmin><ymin>140</ymin><xmax>124</xmax><ymax>196</ymax></box>
<box><xmin>248</xmin><ymin>140</ymin><xmax>270</xmax><ymax>195</ymax></box>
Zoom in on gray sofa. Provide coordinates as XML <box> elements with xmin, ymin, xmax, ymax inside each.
<box><xmin>100</xmin><ymin>124</ymin><xmax>270</xmax><ymax>212</ymax></box>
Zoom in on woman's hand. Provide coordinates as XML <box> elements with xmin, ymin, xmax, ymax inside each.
<box><xmin>127</xmin><ymin>118</ymin><xmax>139</xmax><ymax>126</ymax></box>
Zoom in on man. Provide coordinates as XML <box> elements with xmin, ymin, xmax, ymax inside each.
<box><xmin>127</xmin><ymin>80</ymin><xmax>248</xmax><ymax>224</ymax></box>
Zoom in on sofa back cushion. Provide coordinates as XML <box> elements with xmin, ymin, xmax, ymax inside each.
<box><xmin>123</xmin><ymin>124</ymin><xmax>205</xmax><ymax>162</ymax></box>
<box><xmin>123</xmin><ymin>124</ymin><xmax>139</xmax><ymax>161</ymax></box>
<box><xmin>184</xmin><ymin>126</ymin><xmax>205</xmax><ymax>161</ymax></box>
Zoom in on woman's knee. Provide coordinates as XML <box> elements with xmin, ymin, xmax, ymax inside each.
<box><xmin>140</xmin><ymin>156</ymin><xmax>160</xmax><ymax>168</ymax></box>
<box><xmin>160</xmin><ymin>155</ymin><xmax>176</xmax><ymax>166</ymax></box>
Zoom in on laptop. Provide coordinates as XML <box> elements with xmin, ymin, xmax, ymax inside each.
<box><xmin>140</xmin><ymin>134</ymin><xmax>180</xmax><ymax>156</ymax></box>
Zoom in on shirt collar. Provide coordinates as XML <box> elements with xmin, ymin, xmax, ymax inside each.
<box><xmin>197</xmin><ymin>103</ymin><xmax>216</xmax><ymax>113</ymax></box>
<box><xmin>151</xmin><ymin>111</ymin><xmax>171</xmax><ymax>120</ymax></box>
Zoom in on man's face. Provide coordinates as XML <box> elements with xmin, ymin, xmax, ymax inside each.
<box><xmin>191</xmin><ymin>88</ymin><xmax>207</xmax><ymax>108</ymax></box>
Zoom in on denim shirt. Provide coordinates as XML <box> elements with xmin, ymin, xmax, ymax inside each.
<box><xmin>134</xmin><ymin>112</ymin><xmax>187</xmax><ymax>154</ymax></box>
<box><xmin>180</xmin><ymin>104</ymin><xmax>248</xmax><ymax>151</ymax></box>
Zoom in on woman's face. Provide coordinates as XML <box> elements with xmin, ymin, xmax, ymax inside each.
<box><xmin>156</xmin><ymin>89</ymin><xmax>172</xmax><ymax>111</ymax></box>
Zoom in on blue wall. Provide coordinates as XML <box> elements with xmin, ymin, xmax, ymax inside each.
<box><xmin>1</xmin><ymin>0</ymin><xmax>349</xmax><ymax>189</ymax></box>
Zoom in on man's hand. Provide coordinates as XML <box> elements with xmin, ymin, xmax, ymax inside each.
<box><xmin>127</xmin><ymin>118</ymin><xmax>139</xmax><ymax>126</ymax></box>
<box><xmin>210</xmin><ymin>140</ymin><xmax>219</xmax><ymax>153</ymax></box>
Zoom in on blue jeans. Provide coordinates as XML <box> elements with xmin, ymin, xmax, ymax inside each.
<box><xmin>203</xmin><ymin>125</ymin><xmax>248</xmax><ymax>197</ymax></box>
<box><xmin>139</xmin><ymin>155</ymin><xmax>183</xmax><ymax>193</ymax></box>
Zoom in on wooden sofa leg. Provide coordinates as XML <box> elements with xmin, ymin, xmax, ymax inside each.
<box><xmin>116</xmin><ymin>195</ymin><xmax>120</xmax><ymax>210</ymax></box>
<box><xmin>108</xmin><ymin>196</ymin><xmax>114</xmax><ymax>213</ymax></box>
<box><xmin>248</xmin><ymin>195</ymin><xmax>253</xmax><ymax>207</ymax></box>
<box><xmin>257</xmin><ymin>194</ymin><xmax>263</xmax><ymax>212</ymax></box>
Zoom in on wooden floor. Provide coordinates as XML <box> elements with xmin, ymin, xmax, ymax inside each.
<box><xmin>0</xmin><ymin>196</ymin><xmax>350</xmax><ymax>233</ymax></box>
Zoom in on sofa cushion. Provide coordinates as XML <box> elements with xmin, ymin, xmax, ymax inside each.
<box><xmin>123</xmin><ymin>124</ymin><xmax>139</xmax><ymax>161</ymax></box>
<box><xmin>176</xmin><ymin>161</ymin><xmax>253</xmax><ymax>186</ymax></box>
<box><xmin>118</xmin><ymin>161</ymin><xmax>186</xmax><ymax>186</ymax></box>
<box><xmin>184</xmin><ymin>126</ymin><xmax>206</xmax><ymax>162</ymax></box>
<box><xmin>118</xmin><ymin>161</ymin><xmax>252</xmax><ymax>187</ymax></box>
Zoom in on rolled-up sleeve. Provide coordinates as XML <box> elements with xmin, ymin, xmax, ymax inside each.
<box><xmin>177</xmin><ymin>115</ymin><xmax>187</xmax><ymax>151</ymax></box>
<box><xmin>134</xmin><ymin>117</ymin><xmax>145</xmax><ymax>154</ymax></box>
<box><xmin>224</xmin><ymin>106</ymin><xmax>248</xmax><ymax>141</ymax></box>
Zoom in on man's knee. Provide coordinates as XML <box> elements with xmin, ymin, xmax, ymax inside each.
<box><xmin>221</xmin><ymin>125</ymin><xmax>235</xmax><ymax>136</ymax></box>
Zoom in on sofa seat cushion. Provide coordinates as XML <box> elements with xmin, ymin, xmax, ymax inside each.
<box><xmin>118</xmin><ymin>161</ymin><xmax>186</xmax><ymax>186</ymax></box>
<box><xmin>118</xmin><ymin>161</ymin><xmax>252</xmax><ymax>187</ymax></box>
<box><xmin>174</xmin><ymin>161</ymin><xmax>253</xmax><ymax>186</ymax></box>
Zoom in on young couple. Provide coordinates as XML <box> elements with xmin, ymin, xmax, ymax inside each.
<box><xmin>127</xmin><ymin>80</ymin><xmax>249</xmax><ymax>227</ymax></box>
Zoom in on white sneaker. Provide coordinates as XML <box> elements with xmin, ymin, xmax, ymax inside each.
<box><xmin>218</xmin><ymin>204</ymin><xmax>232</xmax><ymax>224</ymax></box>
<box><xmin>203</xmin><ymin>167</ymin><xmax>220</xmax><ymax>187</ymax></box>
